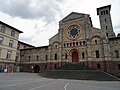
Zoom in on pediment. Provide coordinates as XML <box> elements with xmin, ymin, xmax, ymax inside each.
<box><xmin>61</xmin><ymin>12</ymin><xmax>89</xmax><ymax>22</ymax></box>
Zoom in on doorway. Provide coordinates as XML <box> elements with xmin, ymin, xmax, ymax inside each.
<box><xmin>34</xmin><ymin>65</ymin><xmax>40</xmax><ymax>73</ymax></box>
<box><xmin>72</xmin><ymin>51</ymin><xmax>79</xmax><ymax>62</ymax></box>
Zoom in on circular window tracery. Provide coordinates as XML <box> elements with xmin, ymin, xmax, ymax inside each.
<box><xmin>66</xmin><ymin>24</ymin><xmax>81</xmax><ymax>40</ymax></box>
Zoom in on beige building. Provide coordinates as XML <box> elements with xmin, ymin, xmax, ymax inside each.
<box><xmin>0</xmin><ymin>21</ymin><xmax>23</xmax><ymax>72</ymax></box>
<box><xmin>20</xmin><ymin>5</ymin><xmax>120</xmax><ymax>77</ymax></box>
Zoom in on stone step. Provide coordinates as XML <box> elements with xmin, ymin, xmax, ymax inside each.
<box><xmin>39</xmin><ymin>63</ymin><xmax>119</xmax><ymax>81</ymax></box>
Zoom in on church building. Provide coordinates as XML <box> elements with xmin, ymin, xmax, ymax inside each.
<box><xmin>20</xmin><ymin>5</ymin><xmax>120</xmax><ymax>77</ymax></box>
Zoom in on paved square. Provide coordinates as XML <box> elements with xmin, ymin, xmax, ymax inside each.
<box><xmin>0</xmin><ymin>73</ymin><xmax>120</xmax><ymax>90</ymax></box>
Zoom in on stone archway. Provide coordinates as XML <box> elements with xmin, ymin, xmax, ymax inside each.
<box><xmin>34</xmin><ymin>65</ymin><xmax>40</xmax><ymax>73</ymax></box>
<box><xmin>72</xmin><ymin>51</ymin><xmax>79</xmax><ymax>62</ymax></box>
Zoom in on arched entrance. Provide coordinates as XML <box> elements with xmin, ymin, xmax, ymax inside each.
<box><xmin>72</xmin><ymin>51</ymin><xmax>79</xmax><ymax>62</ymax></box>
<box><xmin>34</xmin><ymin>65</ymin><xmax>40</xmax><ymax>73</ymax></box>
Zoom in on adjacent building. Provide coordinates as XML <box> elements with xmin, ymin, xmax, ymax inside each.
<box><xmin>0</xmin><ymin>21</ymin><xmax>23</xmax><ymax>72</ymax></box>
<box><xmin>15</xmin><ymin>41</ymin><xmax>35</xmax><ymax>72</ymax></box>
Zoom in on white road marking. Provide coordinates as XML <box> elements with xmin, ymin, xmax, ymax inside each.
<box><xmin>64</xmin><ymin>83</ymin><xmax>69</xmax><ymax>90</ymax></box>
<box><xmin>2</xmin><ymin>79</ymin><xmax>45</xmax><ymax>87</ymax></box>
<box><xmin>71</xmin><ymin>83</ymin><xmax>119</xmax><ymax>90</ymax></box>
<box><xmin>28</xmin><ymin>82</ymin><xmax>56</xmax><ymax>90</ymax></box>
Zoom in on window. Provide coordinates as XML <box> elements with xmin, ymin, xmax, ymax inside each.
<box><xmin>67</xmin><ymin>43</ymin><xmax>69</xmax><ymax>47</ymax></box>
<box><xmin>46</xmin><ymin>55</ymin><xmax>48</xmax><ymax>60</ymax></box>
<box><xmin>82</xmin><ymin>52</ymin><xmax>85</xmax><ymax>58</ymax></box>
<box><xmin>6</xmin><ymin>51</ymin><xmax>12</xmax><ymax>60</ymax></box>
<box><xmin>104</xmin><ymin>19</ymin><xmax>106</xmax><ymax>22</ymax></box>
<box><xmin>103</xmin><ymin>11</ymin><xmax>106</xmax><ymax>15</ymax></box>
<box><xmin>65</xmin><ymin>54</ymin><xmax>67</xmax><ymax>59</ymax></box>
<box><xmin>106</xmin><ymin>26</ymin><xmax>108</xmax><ymax>29</ymax></box>
<box><xmin>76</xmin><ymin>42</ymin><xmax>78</xmax><ymax>46</ymax></box>
<box><xmin>9</xmin><ymin>40</ymin><xmax>13</xmax><ymax>47</ymax></box>
<box><xmin>55</xmin><ymin>45</ymin><xmax>57</xmax><ymax>48</ymax></box>
<box><xmin>0</xmin><ymin>26</ymin><xmax>5</xmax><ymax>33</ymax></box>
<box><xmin>64</xmin><ymin>43</ymin><xmax>66</xmax><ymax>47</ymax></box>
<box><xmin>118</xmin><ymin>64</ymin><xmax>120</xmax><ymax>70</ymax></box>
<box><xmin>0</xmin><ymin>37</ymin><xmax>3</xmax><ymax>45</ymax></box>
<box><xmin>106</xmin><ymin>10</ymin><xmax>108</xmax><ymax>14</ymax></box>
<box><xmin>97</xmin><ymin>64</ymin><xmax>101</xmax><ymax>69</ymax></box>
<box><xmin>83</xmin><ymin>41</ymin><xmax>86</xmax><ymax>45</ymax></box>
<box><xmin>95</xmin><ymin>40</ymin><xmax>97</xmax><ymax>44</ymax></box>
<box><xmin>115</xmin><ymin>50</ymin><xmax>119</xmax><ymax>58</ymax></box>
<box><xmin>24</xmin><ymin>45</ymin><xmax>26</xmax><ymax>49</ymax></box>
<box><xmin>37</xmin><ymin>55</ymin><xmax>39</xmax><ymax>61</ymax></box>
<box><xmin>106</xmin><ymin>33</ymin><xmax>108</xmax><ymax>37</ymax></box>
<box><xmin>79</xmin><ymin>42</ymin><xmax>82</xmax><ymax>45</ymax></box>
<box><xmin>17</xmin><ymin>43</ymin><xmax>20</xmax><ymax>50</ymax></box>
<box><xmin>15</xmin><ymin>53</ymin><xmax>19</xmax><ymax>61</ymax></box>
<box><xmin>20</xmin><ymin>55</ymin><xmax>24</xmax><ymax>61</ymax></box>
<box><xmin>11</xmin><ymin>31</ymin><xmax>15</xmax><ymax>37</ymax></box>
<box><xmin>29</xmin><ymin>56</ymin><xmax>30</xmax><ymax>61</ymax></box>
<box><xmin>101</xmin><ymin>11</ymin><xmax>103</xmax><ymax>15</ymax></box>
<box><xmin>96</xmin><ymin>50</ymin><xmax>99</xmax><ymax>58</ymax></box>
<box><xmin>55</xmin><ymin>53</ymin><xmax>57</xmax><ymax>60</ymax></box>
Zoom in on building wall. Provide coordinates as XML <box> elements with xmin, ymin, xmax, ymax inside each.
<box><xmin>0</xmin><ymin>21</ymin><xmax>22</xmax><ymax>72</ymax></box>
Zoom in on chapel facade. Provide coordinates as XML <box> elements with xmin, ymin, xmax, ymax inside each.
<box><xmin>20</xmin><ymin>5</ymin><xmax>120</xmax><ymax>77</ymax></box>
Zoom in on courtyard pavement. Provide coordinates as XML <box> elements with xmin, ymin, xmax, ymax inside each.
<box><xmin>0</xmin><ymin>72</ymin><xmax>120</xmax><ymax>90</ymax></box>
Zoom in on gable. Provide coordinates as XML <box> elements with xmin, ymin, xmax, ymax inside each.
<box><xmin>61</xmin><ymin>12</ymin><xmax>89</xmax><ymax>23</ymax></box>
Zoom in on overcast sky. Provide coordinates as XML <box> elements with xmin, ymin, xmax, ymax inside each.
<box><xmin>0</xmin><ymin>0</ymin><xmax>120</xmax><ymax>46</ymax></box>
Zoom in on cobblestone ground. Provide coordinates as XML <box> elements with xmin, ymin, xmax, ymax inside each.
<box><xmin>0</xmin><ymin>73</ymin><xmax>120</xmax><ymax>90</ymax></box>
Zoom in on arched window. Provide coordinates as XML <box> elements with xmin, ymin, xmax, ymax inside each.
<box><xmin>82</xmin><ymin>52</ymin><xmax>85</xmax><ymax>58</ymax></box>
<box><xmin>103</xmin><ymin>11</ymin><xmax>106</xmax><ymax>15</ymax></box>
<box><xmin>96</xmin><ymin>50</ymin><xmax>99</xmax><ymax>58</ymax></box>
<box><xmin>0</xmin><ymin>26</ymin><xmax>5</xmax><ymax>33</ymax></box>
<box><xmin>29</xmin><ymin>56</ymin><xmax>31</xmax><ymax>61</ymax></box>
<box><xmin>9</xmin><ymin>40</ymin><xmax>13</xmax><ymax>47</ymax></box>
<box><xmin>106</xmin><ymin>26</ymin><xmax>108</xmax><ymax>29</ymax></box>
<box><xmin>106</xmin><ymin>33</ymin><xmax>108</xmax><ymax>37</ymax></box>
<box><xmin>106</xmin><ymin>10</ymin><xmax>108</xmax><ymax>14</ymax></box>
<box><xmin>83</xmin><ymin>41</ymin><xmax>86</xmax><ymax>45</ymax></box>
<box><xmin>76</xmin><ymin>42</ymin><xmax>78</xmax><ymax>46</ymax></box>
<box><xmin>0</xmin><ymin>37</ymin><xmax>3</xmax><ymax>45</ymax></box>
<box><xmin>101</xmin><ymin>11</ymin><xmax>103</xmax><ymax>15</ymax></box>
<box><xmin>115</xmin><ymin>50</ymin><xmax>119</xmax><ymax>58</ymax></box>
<box><xmin>55</xmin><ymin>53</ymin><xmax>57</xmax><ymax>60</ymax></box>
<box><xmin>65</xmin><ymin>54</ymin><xmax>67</xmax><ymax>59</ymax></box>
<box><xmin>95</xmin><ymin>40</ymin><xmax>97</xmax><ymax>44</ymax></box>
<box><xmin>79</xmin><ymin>42</ymin><xmax>82</xmax><ymax>45</ymax></box>
<box><xmin>55</xmin><ymin>45</ymin><xmax>57</xmax><ymax>48</ymax></box>
<box><xmin>11</xmin><ymin>31</ymin><xmax>15</xmax><ymax>37</ymax></box>
<box><xmin>6</xmin><ymin>51</ymin><xmax>12</xmax><ymax>60</ymax></box>
<box><xmin>105</xmin><ymin>18</ymin><xmax>106</xmax><ymax>22</ymax></box>
<box><xmin>64</xmin><ymin>43</ymin><xmax>66</xmax><ymax>47</ymax></box>
<box><xmin>46</xmin><ymin>55</ymin><xmax>48</xmax><ymax>60</ymax></box>
<box><xmin>67</xmin><ymin>43</ymin><xmax>69</xmax><ymax>47</ymax></box>
<box><xmin>36</xmin><ymin>55</ymin><xmax>39</xmax><ymax>61</ymax></box>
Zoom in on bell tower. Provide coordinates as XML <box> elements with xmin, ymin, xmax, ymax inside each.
<box><xmin>97</xmin><ymin>5</ymin><xmax>115</xmax><ymax>38</ymax></box>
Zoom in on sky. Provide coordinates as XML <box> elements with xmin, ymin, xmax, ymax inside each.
<box><xmin>0</xmin><ymin>0</ymin><xmax>120</xmax><ymax>46</ymax></box>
